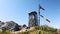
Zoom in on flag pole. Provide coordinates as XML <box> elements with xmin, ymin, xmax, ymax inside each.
<box><xmin>38</xmin><ymin>0</ymin><xmax>40</xmax><ymax>26</ymax></box>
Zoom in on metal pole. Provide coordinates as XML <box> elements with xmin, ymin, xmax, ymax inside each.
<box><xmin>38</xmin><ymin>0</ymin><xmax>40</xmax><ymax>26</ymax></box>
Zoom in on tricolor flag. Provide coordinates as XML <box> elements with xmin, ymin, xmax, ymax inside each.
<box><xmin>40</xmin><ymin>15</ymin><xmax>50</xmax><ymax>23</ymax></box>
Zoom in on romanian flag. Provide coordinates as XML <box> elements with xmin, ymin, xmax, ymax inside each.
<box><xmin>40</xmin><ymin>15</ymin><xmax>50</xmax><ymax>23</ymax></box>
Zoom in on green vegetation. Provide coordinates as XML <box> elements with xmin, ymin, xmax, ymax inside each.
<box><xmin>1</xmin><ymin>28</ymin><xmax>10</xmax><ymax>34</ymax></box>
<box><xmin>0</xmin><ymin>25</ymin><xmax>58</xmax><ymax>34</ymax></box>
<box><xmin>34</xmin><ymin>25</ymin><xmax>58</xmax><ymax>34</ymax></box>
<box><xmin>2</xmin><ymin>30</ymin><xmax>10</xmax><ymax>34</ymax></box>
<box><xmin>16</xmin><ymin>31</ymin><xmax>29</xmax><ymax>34</ymax></box>
<box><xmin>15</xmin><ymin>25</ymin><xmax>58</xmax><ymax>34</ymax></box>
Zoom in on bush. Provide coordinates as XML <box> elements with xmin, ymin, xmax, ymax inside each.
<box><xmin>2</xmin><ymin>28</ymin><xmax>10</xmax><ymax>34</ymax></box>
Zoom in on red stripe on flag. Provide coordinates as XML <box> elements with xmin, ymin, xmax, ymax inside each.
<box><xmin>46</xmin><ymin>19</ymin><xmax>50</xmax><ymax>23</ymax></box>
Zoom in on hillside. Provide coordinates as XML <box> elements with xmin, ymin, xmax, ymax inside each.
<box><xmin>12</xmin><ymin>25</ymin><xmax>58</xmax><ymax>34</ymax></box>
<box><xmin>0</xmin><ymin>25</ymin><xmax>59</xmax><ymax>34</ymax></box>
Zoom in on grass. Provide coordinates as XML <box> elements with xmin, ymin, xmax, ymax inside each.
<box><xmin>0</xmin><ymin>25</ymin><xmax>58</xmax><ymax>34</ymax></box>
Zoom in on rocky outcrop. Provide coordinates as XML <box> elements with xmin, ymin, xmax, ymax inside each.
<box><xmin>0</xmin><ymin>21</ymin><xmax>4</xmax><ymax>27</ymax></box>
<box><xmin>0</xmin><ymin>21</ymin><xmax>28</xmax><ymax>32</ymax></box>
<box><xmin>0</xmin><ymin>21</ymin><xmax>4</xmax><ymax>32</ymax></box>
<box><xmin>0</xmin><ymin>21</ymin><xmax>21</xmax><ymax>31</ymax></box>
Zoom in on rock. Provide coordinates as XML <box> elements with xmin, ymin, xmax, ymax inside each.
<box><xmin>1</xmin><ymin>21</ymin><xmax>20</xmax><ymax>31</ymax></box>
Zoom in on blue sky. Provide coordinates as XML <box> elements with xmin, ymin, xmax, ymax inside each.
<box><xmin>0</xmin><ymin>0</ymin><xmax>60</xmax><ymax>29</ymax></box>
